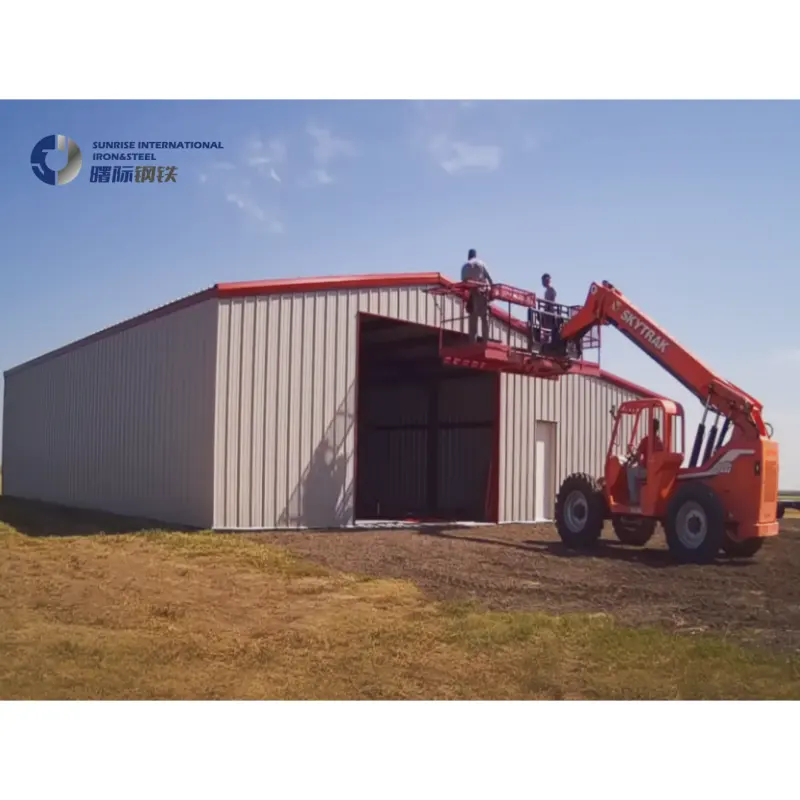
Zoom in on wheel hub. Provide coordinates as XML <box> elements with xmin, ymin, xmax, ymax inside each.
<box><xmin>676</xmin><ymin>501</ymin><xmax>707</xmax><ymax>549</ymax></box>
<box><xmin>564</xmin><ymin>491</ymin><xmax>589</xmax><ymax>533</ymax></box>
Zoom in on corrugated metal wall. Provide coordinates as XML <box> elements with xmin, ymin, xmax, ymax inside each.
<box><xmin>1</xmin><ymin>300</ymin><xmax>218</xmax><ymax>527</ymax></box>
<box><xmin>437</xmin><ymin>374</ymin><xmax>495</xmax><ymax>518</ymax></box>
<box><xmin>498</xmin><ymin>372</ymin><xmax>642</xmax><ymax>521</ymax></box>
<box><xmin>213</xmin><ymin>286</ymin><xmax>508</xmax><ymax>528</ymax></box>
<box><xmin>356</xmin><ymin>382</ymin><xmax>428</xmax><ymax>518</ymax></box>
<box><xmin>355</xmin><ymin>373</ymin><xmax>495</xmax><ymax>520</ymax></box>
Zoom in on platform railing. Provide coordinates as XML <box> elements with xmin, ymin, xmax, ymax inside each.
<box><xmin>427</xmin><ymin>281</ymin><xmax>601</xmax><ymax>356</ymax></box>
<box><xmin>531</xmin><ymin>301</ymin><xmax>602</xmax><ymax>352</ymax></box>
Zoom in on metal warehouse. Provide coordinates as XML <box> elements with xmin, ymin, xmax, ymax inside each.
<box><xmin>1</xmin><ymin>272</ymin><xmax>658</xmax><ymax>530</ymax></box>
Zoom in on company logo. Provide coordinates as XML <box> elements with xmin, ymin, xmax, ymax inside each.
<box><xmin>619</xmin><ymin>308</ymin><xmax>669</xmax><ymax>354</ymax></box>
<box><xmin>31</xmin><ymin>135</ymin><xmax>83</xmax><ymax>186</ymax></box>
<box><xmin>677</xmin><ymin>448</ymin><xmax>755</xmax><ymax>481</ymax></box>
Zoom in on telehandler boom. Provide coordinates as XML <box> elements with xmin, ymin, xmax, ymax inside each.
<box><xmin>550</xmin><ymin>280</ymin><xmax>779</xmax><ymax>563</ymax></box>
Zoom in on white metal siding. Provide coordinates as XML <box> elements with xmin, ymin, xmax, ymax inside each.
<box><xmin>213</xmin><ymin>286</ymin><xmax>507</xmax><ymax>529</ymax></box>
<box><xmin>498</xmin><ymin>372</ymin><xmax>642</xmax><ymax>521</ymax></box>
<box><xmin>2</xmin><ymin>300</ymin><xmax>218</xmax><ymax>527</ymax></box>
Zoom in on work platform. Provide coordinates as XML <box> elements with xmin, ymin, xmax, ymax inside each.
<box><xmin>426</xmin><ymin>281</ymin><xmax>601</xmax><ymax>379</ymax></box>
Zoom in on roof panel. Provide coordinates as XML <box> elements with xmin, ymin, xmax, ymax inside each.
<box><xmin>4</xmin><ymin>271</ymin><xmax>661</xmax><ymax>399</ymax></box>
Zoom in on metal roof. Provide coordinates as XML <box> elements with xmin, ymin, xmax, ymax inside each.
<box><xmin>3</xmin><ymin>271</ymin><xmax>659</xmax><ymax>398</ymax></box>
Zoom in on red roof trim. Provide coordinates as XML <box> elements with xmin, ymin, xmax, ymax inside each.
<box><xmin>570</xmin><ymin>361</ymin><xmax>659</xmax><ymax>399</ymax></box>
<box><xmin>4</xmin><ymin>271</ymin><xmax>660</xmax><ymax>399</ymax></box>
<box><xmin>217</xmin><ymin>272</ymin><xmax>446</xmax><ymax>296</ymax></box>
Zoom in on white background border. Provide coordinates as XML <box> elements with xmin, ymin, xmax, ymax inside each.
<box><xmin>2</xmin><ymin>0</ymin><xmax>799</xmax><ymax>99</ymax></box>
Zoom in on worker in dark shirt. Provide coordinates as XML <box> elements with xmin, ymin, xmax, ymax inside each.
<box><xmin>542</xmin><ymin>273</ymin><xmax>556</xmax><ymax>305</ymax></box>
<box><xmin>627</xmin><ymin>418</ymin><xmax>664</xmax><ymax>507</ymax></box>
<box><xmin>540</xmin><ymin>273</ymin><xmax>558</xmax><ymax>343</ymax></box>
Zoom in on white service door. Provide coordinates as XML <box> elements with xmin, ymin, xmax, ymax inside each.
<box><xmin>534</xmin><ymin>421</ymin><xmax>556</xmax><ymax>521</ymax></box>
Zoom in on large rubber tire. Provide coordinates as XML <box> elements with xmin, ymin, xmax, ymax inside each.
<box><xmin>721</xmin><ymin>535</ymin><xmax>764</xmax><ymax>558</ymax></box>
<box><xmin>664</xmin><ymin>483</ymin><xmax>726</xmax><ymax>564</ymax></box>
<box><xmin>612</xmin><ymin>515</ymin><xmax>657</xmax><ymax>546</ymax></box>
<box><xmin>555</xmin><ymin>473</ymin><xmax>606</xmax><ymax>549</ymax></box>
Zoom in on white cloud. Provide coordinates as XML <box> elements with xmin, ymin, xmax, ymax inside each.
<box><xmin>225</xmin><ymin>192</ymin><xmax>282</xmax><ymax>233</ymax></box>
<box><xmin>245</xmin><ymin>138</ymin><xmax>287</xmax><ymax>182</ymax></box>
<box><xmin>298</xmin><ymin>168</ymin><xmax>335</xmax><ymax>188</ymax></box>
<box><xmin>428</xmin><ymin>134</ymin><xmax>502</xmax><ymax>174</ymax></box>
<box><xmin>247</xmin><ymin>137</ymin><xmax>286</xmax><ymax>163</ymax></box>
<box><xmin>200</xmin><ymin>137</ymin><xmax>286</xmax><ymax>232</ymax></box>
<box><xmin>412</xmin><ymin>104</ymin><xmax>503</xmax><ymax>175</ymax></box>
<box><xmin>299</xmin><ymin>125</ymin><xmax>357</xmax><ymax>186</ymax></box>
<box><xmin>307</xmin><ymin>124</ymin><xmax>357</xmax><ymax>164</ymax></box>
<box><xmin>246</xmin><ymin>159</ymin><xmax>282</xmax><ymax>182</ymax></box>
<box><xmin>311</xmin><ymin>168</ymin><xmax>333</xmax><ymax>185</ymax></box>
<box><xmin>411</xmin><ymin>101</ymin><xmax>539</xmax><ymax>173</ymax></box>
<box><xmin>199</xmin><ymin>137</ymin><xmax>287</xmax><ymax>232</ymax></box>
<box><xmin>225</xmin><ymin>192</ymin><xmax>263</xmax><ymax>218</ymax></box>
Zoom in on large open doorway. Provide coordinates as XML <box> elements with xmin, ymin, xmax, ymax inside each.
<box><xmin>355</xmin><ymin>313</ymin><xmax>499</xmax><ymax>523</ymax></box>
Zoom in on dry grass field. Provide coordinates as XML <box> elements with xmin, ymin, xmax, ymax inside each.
<box><xmin>1</xmin><ymin>495</ymin><xmax>799</xmax><ymax>700</ymax></box>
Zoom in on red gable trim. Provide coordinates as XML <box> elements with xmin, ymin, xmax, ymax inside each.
<box><xmin>4</xmin><ymin>271</ymin><xmax>659</xmax><ymax>398</ymax></box>
<box><xmin>216</xmin><ymin>272</ymin><xmax>445</xmax><ymax>296</ymax></box>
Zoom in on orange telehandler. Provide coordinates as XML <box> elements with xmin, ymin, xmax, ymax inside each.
<box><xmin>544</xmin><ymin>280</ymin><xmax>780</xmax><ymax>563</ymax></box>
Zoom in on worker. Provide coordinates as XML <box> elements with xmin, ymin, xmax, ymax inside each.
<box><xmin>627</xmin><ymin>417</ymin><xmax>664</xmax><ymax>506</ymax></box>
<box><xmin>460</xmin><ymin>248</ymin><xmax>493</xmax><ymax>343</ymax></box>
<box><xmin>540</xmin><ymin>273</ymin><xmax>558</xmax><ymax>342</ymax></box>
<box><xmin>541</xmin><ymin>273</ymin><xmax>557</xmax><ymax>305</ymax></box>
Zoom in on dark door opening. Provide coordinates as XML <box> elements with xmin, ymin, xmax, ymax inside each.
<box><xmin>355</xmin><ymin>313</ymin><xmax>499</xmax><ymax>523</ymax></box>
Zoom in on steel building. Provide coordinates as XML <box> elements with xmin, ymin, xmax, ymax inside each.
<box><xmin>2</xmin><ymin>272</ymin><xmax>659</xmax><ymax>529</ymax></box>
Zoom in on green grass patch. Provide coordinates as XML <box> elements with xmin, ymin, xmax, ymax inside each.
<box><xmin>1</xmin><ymin>523</ymin><xmax>799</xmax><ymax>700</ymax></box>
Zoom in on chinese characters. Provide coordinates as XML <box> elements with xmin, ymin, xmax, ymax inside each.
<box><xmin>89</xmin><ymin>165</ymin><xmax>178</xmax><ymax>184</ymax></box>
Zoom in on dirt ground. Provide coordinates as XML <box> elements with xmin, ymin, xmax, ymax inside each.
<box><xmin>253</xmin><ymin>517</ymin><xmax>800</xmax><ymax>653</ymax></box>
<box><xmin>2</xmin><ymin>495</ymin><xmax>799</xmax><ymax>654</ymax></box>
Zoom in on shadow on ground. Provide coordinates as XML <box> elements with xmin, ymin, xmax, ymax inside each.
<box><xmin>0</xmin><ymin>496</ymin><xmax>196</xmax><ymax>538</ymax></box>
<box><xmin>418</xmin><ymin>528</ymin><xmax>758</xmax><ymax>569</ymax></box>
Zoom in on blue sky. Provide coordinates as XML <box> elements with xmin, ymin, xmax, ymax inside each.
<box><xmin>1</xmin><ymin>100</ymin><xmax>798</xmax><ymax>487</ymax></box>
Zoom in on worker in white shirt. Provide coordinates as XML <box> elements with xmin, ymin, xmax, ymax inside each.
<box><xmin>460</xmin><ymin>249</ymin><xmax>493</xmax><ymax>343</ymax></box>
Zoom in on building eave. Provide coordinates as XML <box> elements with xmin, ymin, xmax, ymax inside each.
<box><xmin>3</xmin><ymin>271</ymin><xmax>661</xmax><ymax>398</ymax></box>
